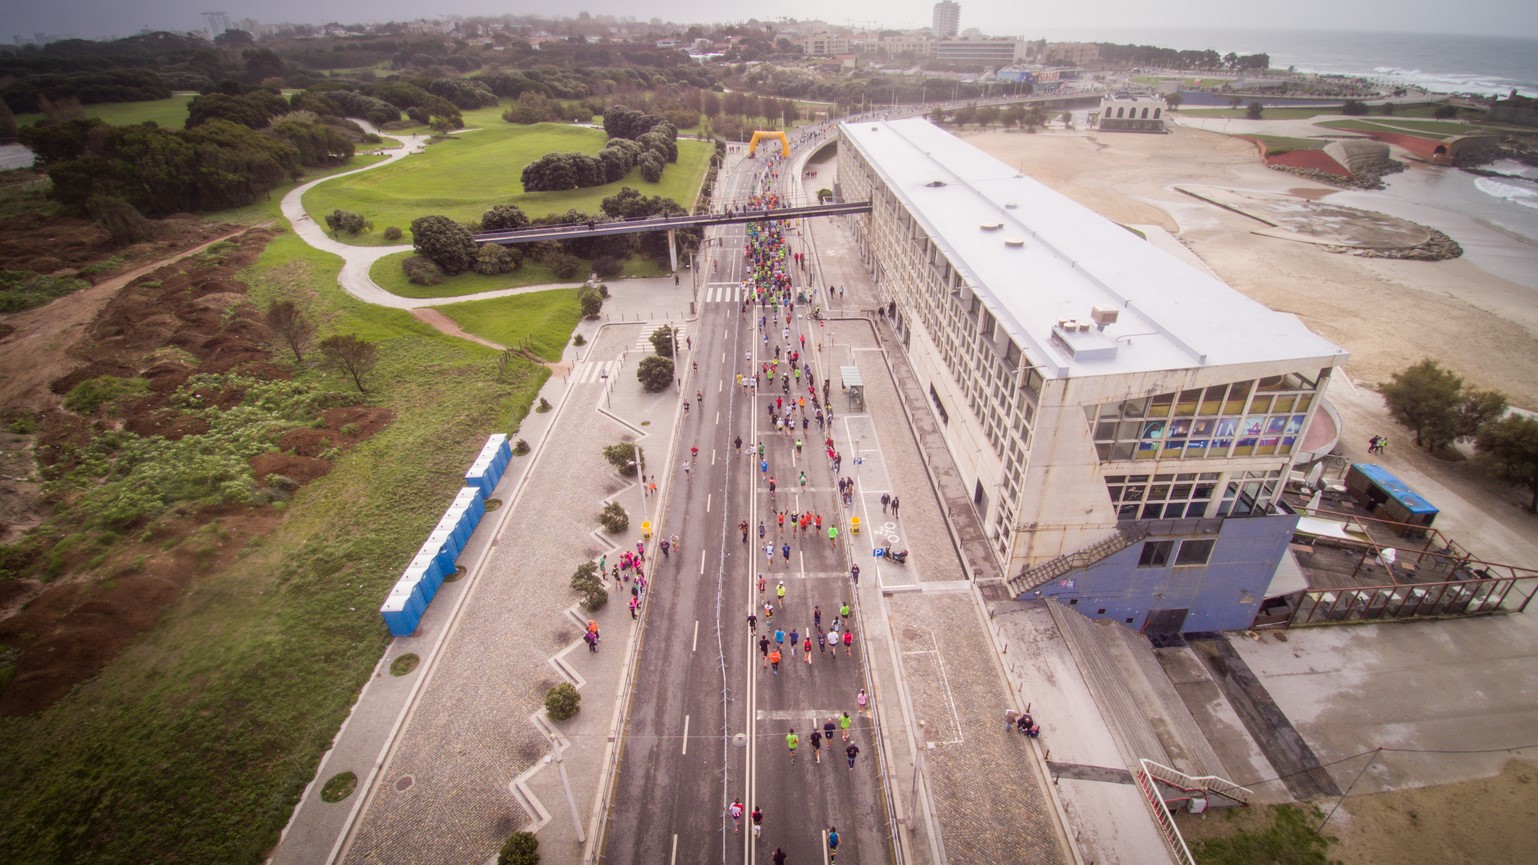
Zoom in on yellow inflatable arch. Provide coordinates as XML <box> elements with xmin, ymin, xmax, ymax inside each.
<box><xmin>747</xmin><ymin>130</ymin><xmax>790</xmax><ymax>158</ymax></box>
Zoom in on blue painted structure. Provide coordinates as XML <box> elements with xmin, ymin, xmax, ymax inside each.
<box><xmin>1029</xmin><ymin>514</ymin><xmax>1299</xmax><ymax>633</ymax></box>
<box><xmin>1345</xmin><ymin>463</ymin><xmax>1438</xmax><ymax>530</ymax></box>
<box><xmin>380</xmin><ymin>434</ymin><xmax>507</xmax><ymax>637</ymax></box>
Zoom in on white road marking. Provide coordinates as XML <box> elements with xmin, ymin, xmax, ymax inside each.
<box><xmin>670</xmin><ymin>834</ymin><xmax>678</xmax><ymax>865</ymax></box>
<box><xmin>700</xmin><ymin>549</ymin><xmax>707</xmax><ymax>575</ymax></box>
<box><xmin>692</xmin><ymin>619</ymin><xmax>699</xmax><ymax>653</ymax></box>
<box><xmin>707</xmin><ymin>493</ymin><xmax>712</xmax><ymax>513</ymax></box>
<box><xmin>681</xmin><ymin>715</ymin><xmax>690</xmax><ymax>755</ymax></box>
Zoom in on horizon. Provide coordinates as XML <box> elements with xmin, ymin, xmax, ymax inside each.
<box><xmin>8</xmin><ymin>4</ymin><xmax>1538</xmax><ymax>44</ymax></box>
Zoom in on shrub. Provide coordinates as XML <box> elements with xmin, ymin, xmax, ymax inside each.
<box><xmin>512</xmin><ymin>438</ymin><xmax>530</xmax><ymax>455</ymax></box>
<box><xmin>637</xmin><ymin>355</ymin><xmax>674</xmax><ymax>393</ymax></box>
<box><xmin>85</xmin><ymin>194</ymin><xmax>155</xmax><ymax>245</ymax></box>
<box><xmin>593</xmin><ymin>255</ymin><xmax>622</xmax><ymax>278</ymax></box>
<box><xmin>599</xmin><ymin>501</ymin><xmax>629</xmax><ymax>534</ymax></box>
<box><xmin>649</xmin><ymin>325</ymin><xmax>676</xmax><ymax>357</ymax></box>
<box><xmin>548</xmin><ymin>252</ymin><xmax>583</xmax><ymax>280</ymax></box>
<box><xmin>602</xmin><ymin>443</ymin><xmax>642</xmax><ymax>476</ymax></box>
<box><xmin>410</xmin><ymin>214</ymin><xmax>477</xmax><ymax>275</ymax></box>
<box><xmin>545</xmin><ymin>682</ymin><xmax>580</xmax><ymax>721</ymax></box>
<box><xmin>570</xmin><ymin>561</ymin><xmax>607</xmax><ymax>610</ymax></box>
<box><xmin>572</xmin><ymin>333</ymin><xmax>587</xmax><ymax>347</ymax></box>
<box><xmin>324</xmin><ymin>209</ymin><xmax>369</xmax><ymax>236</ymax></box>
<box><xmin>473</xmin><ymin>244</ymin><xmax>522</xmax><ymax>276</ymax></box>
<box><xmin>402</xmin><ymin>255</ymin><xmax>444</xmax><ymax>286</ymax></box>
<box><xmin>499</xmin><ymin>832</ymin><xmax>540</xmax><ymax>865</ymax></box>
<box><xmin>597</xmin><ymin>284</ymin><xmax>610</xmax><ymax>298</ymax></box>
<box><xmin>577</xmin><ymin>284</ymin><xmax>604</xmax><ymax>319</ymax></box>
<box><xmin>535</xmin><ymin>397</ymin><xmax>551</xmax><ymax>413</ymax></box>
<box><xmin>382</xmin><ymin>226</ymin><xmax>402</xmax><ymax>241</ymax></box>
<box><xmin>64</xmin><ymin>376</ymin><xmax>149</xmax><ymax>414</ymax></box>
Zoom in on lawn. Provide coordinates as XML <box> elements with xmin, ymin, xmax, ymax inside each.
<box><xmin>13</xmin><ymin>94</ymin><xmax>195</xmax><ymax>129</ymax></box>
<box><xmin>0</xmin><ymin>160</ymin><xmax>568</xmax><ymax>864</ymax></box>
<box><xmin>300</xmin><ymin>121</ymin><xmax>715</xmax><ymax>245</ymax></box>
<box><xmin>436</xmin><ymin>288</ymin><xmax>583</xmax><ymax>361</ymax></box>
<box><xmin>1235</xmin><ymin>134</ymin><xmax>1325</xmax><ymax>156</ymax></box>
<box><xmin>370</xmin><ymin>249</ymin><xmax>670</xmax><ymax>300</ymax></box>
<box><xmin>1318</xmin><ymin>118</ymin><xmax>1484</xmax><ymax>138</ymax></box>
<box><xmin>1180</xmin><ymin>106</ymin><xmax>1350</xmax><ymax>120</ymax></box>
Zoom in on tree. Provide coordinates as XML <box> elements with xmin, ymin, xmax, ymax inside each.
<box><xmin>265</xmin><ymin>299</ymin><xmax>317</xmax><ymax>362</ymax></box>
<box><xmin>637</xmin><ymin>355</ymin><xmax>674</xmax><ymax>393</ymax></box>
<box><xmin>649</xmin><ymin>325</ymin><xmax>676</xmax><ymax>357</ymax></box>
<box><xmin>0</xmin><ymin>100</ymin><xmax>17</xmax><ymax>144</ymax></box>
<box><xmin>1164</xmin><ymin>92</ymin><xmax>1183</xmax><ymax>110</ymax></box>
<box><xmin>85</xmin><ymin>194</ymin><xmax>154</xmax><ymax>244</ymax></box>
<box><xmin>1379</xmin><ymin>359</ymin><xmax>1506</xmax><ymax>452</ymax></box>
<box><xmin>544</xmin><ymin>682</ymin><xmax>580</xmax><ymax>720</ymax></box>
<box><xmin>1245</xmin><ymin>101</ymin><xmax>1264</xmax><ymax>120</ymax></box>
<box><xmin>481</xmin><ymin>203</ymin><xmax>530</xmax><ymax>232</ymax></box>
<box><xmin>410</xmin><ymin>215</ymin><xmax>477</xmax><ymax>275</ymax></box>
<box><xmin>473</xmin><ymin>244</ymin><xmax>522</xmax><ymax>275</ymax></box>
<box><xmin>1476</xmin><ymin>415</ymin><xmax>1538</xmax><ymax>513</ymax></box>
<box><xmin>320</xmin><ymin>334</ymin><xmax>378</xmax><ymax>393</ymax></box>
<box><xmin>1342</xmin><ymin>100</ymin><xmax>1369</xmax><ymax>116</ymax></box>
<box><xmin>578</xmin><ymin>284</ymin><xmax>604</xmax><ymax>319</ymax></box>
<box><xmin>1433</xmin><ymin>104</ymin><xmax>1458</xmax><ymax>119</ymax></box>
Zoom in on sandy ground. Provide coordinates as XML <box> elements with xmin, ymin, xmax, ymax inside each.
<box><xmin>965</xmin><ymin>126</ymin><xmax>1538</xmax><ymax>411</ymax></box>
<box><xmin>967</xmin><ymin>125</ymin><xmax>1538</xmax><ymax>865</ymax></box>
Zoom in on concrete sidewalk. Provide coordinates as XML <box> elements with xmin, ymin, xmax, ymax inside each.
<box><xmin>802</xmin><ymin>191</ymin><xmax>1079</xmax><ymax>865</ymax></box>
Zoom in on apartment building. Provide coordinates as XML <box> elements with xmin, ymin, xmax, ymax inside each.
<box><xmin>931</xmin><ymin>1</ymin><xmax>960</xmax><ymax>39</ymax></box>
<box><xmin>835</xmin><ymin>118</ymin><xmax>1347</xmax><ymax>633</ymax></box>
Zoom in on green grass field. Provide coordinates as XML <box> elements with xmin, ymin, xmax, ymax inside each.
<box><xmin>1236</xmin><ymin>134</ymin><xmax>1326</xmax><ymax>155</ymax></box>
<box><xmin>1180</xmin><ymin>106</ymin><xmax>1349</xmax><ymax>120</ymax></box>
<box><xmin>369</xmin><ymin>249</ymin><xmax>668</xmax><ymax>300</ymax></box>
<box><xmin>300</xmin><ymin>122</ymin><xmax>714</xmax><ymax>246</ymax></box>
<box><xmin>1318</xmin><ymin>117</ymin><xmax>1486</xmax><ymax>138</ymax></box>
<box><xmin>436</xmin><ymin>288</ymin><xmax>582</xmax><ymax>361</ymax></box>
<box><xmin>0</xmin><ymin>158</ymin><xmax>572</xmax><ymax>864</ymax></box>
<box><xmin>13</xmin><ymin>94</ymin><xmax>195</xmax><ymax>129</ymax></box>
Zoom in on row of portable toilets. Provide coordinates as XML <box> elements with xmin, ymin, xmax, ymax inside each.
<box><xmin>380</xmin><ymin>434</ymin><xmax>512</xmax><ymax>637</ymax></box>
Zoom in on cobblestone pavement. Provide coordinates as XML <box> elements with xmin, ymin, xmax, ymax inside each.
<box><xmin>886</xmin><ymin>591</ymin><xmax>1069</xmax><ymax>865</ymax></box>
<box><xmin>343</xmin><ymin>324</ymin><xmax>661</xmax><ymax>865</ymax></box>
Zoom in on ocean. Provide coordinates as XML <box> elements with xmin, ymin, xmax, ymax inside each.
<box><xmin>1027</xmin><ymin>27</ymin><xmax>1538</xmax><ymax>99</ymax></box>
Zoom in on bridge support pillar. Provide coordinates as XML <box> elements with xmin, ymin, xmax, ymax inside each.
<box><xmin>667</xmin><ymin>229</ymin><xmax>678</xmax><ymax>274</ymax></box>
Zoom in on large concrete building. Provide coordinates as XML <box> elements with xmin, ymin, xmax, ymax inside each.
<box><xmin>836</xmin><ymin>118</ymin><xmax>1347</xmax><ymax>633</ymax></box>
<box><xmin>931</xmin><ymin>1</ymin><xmax>960</xmax><ymax>39</ymax></box>
<box><xmin>1097</xmin><ymin>94</ymin><xmax>1169</xmax><ymax>132</ymax></box>
<box><xmin>799</xmin><ymin>32</ymin><xmax>851</xmax><ymax>57</ymax></box>
<box><xmin>933</xmin><ymin>37</ymin><xmax>1028</xmax><ymax>66</ymax></box>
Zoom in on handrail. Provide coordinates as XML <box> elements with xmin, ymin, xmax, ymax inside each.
<box><xmin>1140</xmin><ymin>758</ymin><xmax>1253</xmax><ymax>806</ymax></box>
<box><xmin>1008</xmin><ymin>523</ymin><xmax>1149</xmax><ymax>596</ymax></box>
<box><xmin>1133</xmin><ymin>762</ymin><xmax>1199</xmax><ymax>865</ymax></box>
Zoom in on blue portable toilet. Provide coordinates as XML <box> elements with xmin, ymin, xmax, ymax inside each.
<box><xmin>390</xmin><ymin>576</ymin><xmax>427</xmax><ymax>618</ymax></box>
<box><xmin>380</xmin><ymin>595</ymin><xmax>419</xmax><ymax>637</ymax></box>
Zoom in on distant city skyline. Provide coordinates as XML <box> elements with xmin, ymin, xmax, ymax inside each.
<box><xmin>6</xmin><ymin>0</ymin><xmax>1536</xmax><ymax>43</ymax></box>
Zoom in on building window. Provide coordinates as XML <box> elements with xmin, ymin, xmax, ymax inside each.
<box><xmin>929</xmin><ymin>384</ymin><xmax>949</xmax><ymax>425</ymax></box>
<box><xmin>1141</xmin><ymin>107</ymin><xmax>1149</xmax><ymax>119</ymax></box>
<box><xmin>1138</xmin><ymin>540</ymin><xmax>1173</xmax><ymax>568</ymax></box>
<box><xmin>1175</xmin><ymin>539</ymin><xmax>1215</xmax><ymax>566</ymax></box>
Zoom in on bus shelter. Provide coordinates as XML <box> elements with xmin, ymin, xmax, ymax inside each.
<box><xmin>841</xmin><ymin>366</ymin><xmax>864</xmax><ymax>411</ymax></box>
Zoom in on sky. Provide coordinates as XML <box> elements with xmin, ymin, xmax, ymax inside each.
<box><xmin>8</xmin><ymin>0</ymin><xmax>1538</xmax><ymax>42</ymax></box>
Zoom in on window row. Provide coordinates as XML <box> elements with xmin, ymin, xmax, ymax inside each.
<box><xmin>1137</xmin><ymin>538</ymin><xmax>1214</xmax><ymax>568</ymax></box>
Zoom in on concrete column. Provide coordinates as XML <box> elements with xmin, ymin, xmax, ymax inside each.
<box><xmin>667</xmin><ymin>229</ymin><xmax>678</xmax><ymax>273</ymax></box>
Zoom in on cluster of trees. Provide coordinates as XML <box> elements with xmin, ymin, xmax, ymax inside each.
<box><xmin>20</xmin><ymin>114</ymin><xmax>352</xmax><ymax>216</ymax></box>
<box><xmin>264</xmin><ymin>298</ymin><xmax>377</xmax><ymax>393</ymax></box>
<box><xmin>1381</xmin><ymin>359</ymin><xmax>1538</xmax><ymax>512</ymax></box>
<box><xmin>1095</xmin><ymin>43</ymin><xmax>1271</xmax><ymax>71</ymax></box>
<box><xmin>929</xmin><ymin>103</ymin><xmax>1059</xmax><ymax>130</ymax></box>
<box><xmin>520</xmin><ymin>106</ymin><xmax>678</xmax><ymax>192</ymax></box>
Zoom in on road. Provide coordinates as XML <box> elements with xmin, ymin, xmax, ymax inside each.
<box><xmin>604</xmin><ymin>145</ymin><xmax>893</xmax><ymax>864</ymax></box>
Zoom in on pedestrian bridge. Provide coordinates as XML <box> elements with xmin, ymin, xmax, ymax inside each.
<box><xmin>473</xmin><ymin>200</ymin><xmax>872</xmax><ymax>247</ymax></box>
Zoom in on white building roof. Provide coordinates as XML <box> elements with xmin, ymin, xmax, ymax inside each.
<box><xmin>840</xmin><ymin>118</ymin><xmax>1348</xmax><ymax>379</ymax></box>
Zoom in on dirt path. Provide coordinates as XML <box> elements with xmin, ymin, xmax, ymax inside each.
<box><xmin>0</xmin><ymin>226</ymin><xmax>253</xmax><ymax>411</ymax></box>
<box><xmin>408</xmin><ymin>308</ymin><xmax>506</xmax><ymax>351</ymax></box>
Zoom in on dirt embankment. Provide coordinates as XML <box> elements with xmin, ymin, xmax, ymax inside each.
<box><xmin>0</xmin><ymin>222</ymin><xmax>392</xmax><ymax>716</ymax></box>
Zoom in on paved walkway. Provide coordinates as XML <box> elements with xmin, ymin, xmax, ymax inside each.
<box><xmin>802</xmin><ymin>181</ymin><xmax>1078</xmax><ymax>865</ymax></box>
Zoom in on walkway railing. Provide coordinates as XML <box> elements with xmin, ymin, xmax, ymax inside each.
<box><xmin>1286</xmin><ymin>574</ymin><xmax>1538</xmax><ymax>627</ymax></box>
<box><xmin>1008</xmin><ymin>523</ymin><xmax>1150</xmax><ymax>597</ymax></box>
<box><xmin>1140</xmin><ymin>758</ymin><xmax>1254</xmax><ymax>807</ymax></box>
<box><xmin>1133</xmin><ymin>760</ymin><xmax>1199</xmax><ymax>865</ymax></box>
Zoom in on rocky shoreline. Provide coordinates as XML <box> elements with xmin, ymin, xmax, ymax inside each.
<box><xmin>1325</xmin><ymin>227</ymin><xmax>1463</xmax><ymax>261</ymax></box>
<box><xmin>1265</xmin><ymin>158</ymin><xmax>1405</xmax><ymax>190</ymax></box>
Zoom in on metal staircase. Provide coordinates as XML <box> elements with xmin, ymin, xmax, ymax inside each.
<box><xmin>1135</xmin><ymin>759</ymin><xmax>1254</xmax><ymax>865</ymax></box>
<box><xmin>1007</xmin><ymin>522</ymin><xmax>1150</xmax><ymax>597</ymax></box>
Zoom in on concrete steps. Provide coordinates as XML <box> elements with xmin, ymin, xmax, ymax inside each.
<box><xmin>1045</xmin><ymin>602</ymin><xmax>1230</xmax><ymax>780</ymax></box>
<box><xmin>1045</xmin><ymin>601</ymin><xmax>1171</xmax><ymax>771</ymax></box>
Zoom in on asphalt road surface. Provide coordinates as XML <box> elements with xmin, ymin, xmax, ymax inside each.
<box><xmin>604</xmin><ymin>147</ymin><xmax>893</xmax><ymax>865</ymax></box>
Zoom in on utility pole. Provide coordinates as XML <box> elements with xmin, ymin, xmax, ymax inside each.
<box><xmin>549</xmin><ymin>735</ymin><xmax>585</xmax><ymax>843</ymax></box>
<box><xmin>907</xmin><ymin>720</ymin><xmax>927</xmax><ymax>827</ymax></box>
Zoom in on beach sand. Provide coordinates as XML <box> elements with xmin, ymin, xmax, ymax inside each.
<box><xmin>965</xmin><ymin>125</ymin><xmax>1538</xmax><ymax>410</ymax></box>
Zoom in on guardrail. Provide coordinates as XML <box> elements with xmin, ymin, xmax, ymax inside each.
<box><xmin>1288</xmin><ymin>575</ymin><xmax>1537</xmax><ymax>626</ymax></box>
<box><xmin>1134</xmin><ymin>761</ymin><xmax>1199</xmax><ymax>865</ymax></box>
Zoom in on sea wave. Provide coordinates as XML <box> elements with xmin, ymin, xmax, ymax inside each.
<box><xmin>1293</xmin><ymin>65</ymin><xmax>1537</xmax><ymax>98</ymax></box>
<box><xmin>1475</xmin><ymin>176</ymin><xmax>1538</xmax><ymax>211</ymax></box>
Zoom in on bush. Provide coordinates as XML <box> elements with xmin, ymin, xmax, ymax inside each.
<box><xmin>324</xmin><ymin>209</ymin><xmax>369</xmax><ymax>236</ymax></box>
<box><xmin>649</xmin><ymin>325</ymin><xmax>676</xmax><ymax>357</ymax></box>
<box><xmin>85</xmin><ymin>194</ymin><xmax>155</xmax><ymax>245</ymax></box>
<box><xmin>535</xmin><ymin>397</ymin><xmax>551</xmax><ymax>413</ymax></box>
<box><xmin>599</xmin><ymin>501</ymin><xmax>629</xmax><ymax>534</ymax></box>
<box><xmin>577</xmin><ymin>284</ymin><xmax>604</xmax><ymax>319</ymax></box>
<box><xmin>593</xmin><ymin>255</ymin><xmax>622</xmax><ymax>278</ymax></box>
<box><xmin>548</xmin><ymin>252</ymin><xmax>583</xmax><ymax>280</ymax></box>
<box><xmin>512</xmin><ymin>438</ymin><xmax>530</xmax><ymax>456</ymax></box>
<box><xmin>545</xmin><ymin>682</ymin><xmax>580</xmax><ymax>721</ymax></box>
<box><xmin>572</xmin><ymin>333</ymin><xmax>587</xmax><ymax>347</ymax></box>
<box><xmin>570</xmin><ymin>561</ymin><xmax>607</xmax><ymax>610</ymax></box>
<box><xmin>401</xmin><ymin>255</ymin><xmax>444</xmax><ymax>286</ymax></box>
<box><xmin>410</xmin><ymin>214</ymin><xmax>477</xmax><ymax>275</ymax></box>
<box><xmin>382</xmin><ymin>226</ymin><xmax>402</xmax><ymax>241</ymax></box>
<box><xmin>64</xmin><ymin>376</ymin><xmax>149</xmax><ymax>414</ymax></box>
<box><xmin>473</xmin><ymin>244</ymin><xmax>522</xmax><ymax>276</ymax></box>
<box><xmin>602</xmin><ymin>443</ymin><xmax>642</xmax><ymax>476</ymax></box>
<box><xmin>1341</xmin><ymin>100</ymin><xmax>1369</xmax><ymax>116</ymax></box>
<box><xmin>499</xmin><ymin>831</ymin><xmax>540</xmax><ymax>865</ymax></box>
<box><xmin>1433</xmin><ymin>104</ymin><xmax>1458</xmax><ymax>119</ymax></box>
<box><xmin>637</xmin><ymin>355</ymin><xmax>674</xmax><ymax>393</ymax></box>
<box><xmin>597</xmin><ymin>283</ymin><xmax>610</xmax><ymax>298</ymax></box>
